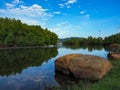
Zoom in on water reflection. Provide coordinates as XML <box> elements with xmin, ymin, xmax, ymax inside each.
<box><xmin>0</xmin><ymin>46</ymin><xmax>109</xmax><ymax>90</ymax></box>
<box><xmin>54</xmin><ymin>45</ymin><xmax>109</xmax><ymax>89</ymax></box>
<box><xmin>55</xmin><ymin>71</ymin><xmax>98</xmax><ymax>90</ymax></box>
<box><xmin>63</xmin><ymin>45</ymin><xmax>104</xmax><ymax>51</ymax></box>
<box><xmin>0</xmin><ymin>47</ymin><xmax>58</xmax><ymax>76</ymax></box>
<box><xmin>55</xmin><ymin>71</ymin><xmax>79</xmax><ymax>86</ymax></box>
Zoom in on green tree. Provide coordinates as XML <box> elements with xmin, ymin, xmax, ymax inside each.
<box><xmin>0</xmin><ymin>17</ymin><xmax>58</xmax><ymax>47</ymax></box>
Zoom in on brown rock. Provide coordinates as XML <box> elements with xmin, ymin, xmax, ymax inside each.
<box><xmin>108</xmin><ymin>52</ymin><xmax>120</xmax><ymax>60</ymax></box>
<box><xmin>55</xmin><ymin>54</ymin><xmax>112</xmax><ymax>80</ymax></box>
<box><xmin>109</xmin><ymin>44</ymin><xmax>120</xmax><ymax>53</ymax></box>
<box><xmin>55</xmin><ymin>54</ymin><xmax>82</xmax><ymax>75</ymax></box>
<box><xmin>109</xmin><ymin>43</ymin><xmax>120</xmax><ymax>48</ymax></box>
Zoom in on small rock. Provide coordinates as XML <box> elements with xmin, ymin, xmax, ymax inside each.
<box><xmin>108</xmin><ymin>52</ymin><xmax>120</xmax><ymax>60</ymax></box>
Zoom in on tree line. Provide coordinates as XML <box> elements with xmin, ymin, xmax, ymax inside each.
<box><xmin>104</xmin><ymin>33</ymin><xmax>120</xmax><ymax>45</ymax></box>
<box><xmin>63</xmin><ymin>33</ymin><xmax>120</xmax><ymax>46</ymax></box>
<box><xmin>0</xmin><ymin>17</ymin><xmax>58</xmax><ymax>47</ymax></box>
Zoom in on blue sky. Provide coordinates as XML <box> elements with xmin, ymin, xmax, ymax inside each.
<box><xmin>0</xmin><ymin>0</ymin><xmax>120</xmax><ymax>38</ymax></box>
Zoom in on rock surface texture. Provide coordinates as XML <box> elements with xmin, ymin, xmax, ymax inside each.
<box><xmin>108</xmin><ymin>52</ymin><xmax>120</xmax><ymax>60</ymax></box>
<box><xmin>55</xmin><ymin>54</ymin><xmax>112</xmax><ymax>80</ymax></box>
<box><xmin>108</xmin><ymin>44</ymin><xmax>120</xmax><ymax>60</ymax></box>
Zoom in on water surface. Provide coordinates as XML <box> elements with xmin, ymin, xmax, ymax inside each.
<box><xmin>0</xmin><ymin>46</ymin><xmax>109</xmax><ymax>90</ymax></box>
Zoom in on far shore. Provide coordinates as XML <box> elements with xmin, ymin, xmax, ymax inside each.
<box><xmin>0</xmin><ymin>45</ymin><xmax>56</xmax><ymax>50</ymax></box>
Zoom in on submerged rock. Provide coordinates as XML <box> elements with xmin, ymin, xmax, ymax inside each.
<box><xmin>55</xmin><ymin>54</ymin><xmax>112</xmax><ymax>81</ymax></box>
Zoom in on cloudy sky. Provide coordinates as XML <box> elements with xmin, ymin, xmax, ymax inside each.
<box><xmin>0</xmin><ymin>0</ymin><xmax>120</xmax><ymax>38</ymax></box>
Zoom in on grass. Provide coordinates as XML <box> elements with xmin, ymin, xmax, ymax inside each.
<box><xmin>53</xmin><ymin>60</ymin><xmax>120</xmax><ymax>90</ymax></box>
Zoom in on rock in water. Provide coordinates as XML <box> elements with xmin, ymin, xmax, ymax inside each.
<box><xmin>108</xmin><ymin>52</ymin><xmax>120</xmax><ymax>60</ymax></box>
<box><xmin>55</xmin><ymin>54</ymin><xmax>112</xmax><ymax>81</ymax></box>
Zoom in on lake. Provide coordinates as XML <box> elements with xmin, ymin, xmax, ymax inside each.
<box><xmin>0</xmin><ymin>45</ymin><xmax>109</xmax><ymax>90</ymax></box>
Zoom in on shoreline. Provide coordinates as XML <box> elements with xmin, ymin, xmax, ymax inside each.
<box><xmin>0</xmin><ymin>45</ymin><xmax>56</xmax><ymax>50</ymax></box>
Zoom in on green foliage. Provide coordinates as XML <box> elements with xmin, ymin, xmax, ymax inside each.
<box><xmin>63</xmin><ymin>33</ymin><xmax>120</xmax><ymax>46</ymax></box>
<box><xmin>63</xmin><ymin>44</ymin><xmax>103</xmax><ymax>51</ymax></box>
<box><xmin>0</xmin><ymin>17</ymin><xmax>58</xmax><ymax>46</ymax></box>
<box><xmin>63</xmin><ymin>37</ymin><xmax>103</xmax><ymax>46</ymax></box>
<box><xmin>104</xmin><ymin>33</ymin><xmax>120</xmax><ymax>45</ymax></box>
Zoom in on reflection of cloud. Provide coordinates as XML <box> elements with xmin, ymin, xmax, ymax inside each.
<box><xmin>4</xmin><ymin>60</ymin><xmax>59</xmax><ymax>90</ymax></box>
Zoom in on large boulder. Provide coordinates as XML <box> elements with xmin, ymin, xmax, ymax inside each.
<box><xmin>55</xmin><ymin>54</ymin><xmax>112</xmax><ymax>80</ymax></box>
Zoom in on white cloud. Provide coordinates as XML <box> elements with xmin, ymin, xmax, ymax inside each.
<box><xmin>85</xmin><ymin>14</ymin><xmax>90</xmax><ymax>19</ymax></box>
<box><xmin>79</xmin><ymin>10</ymin><xmax>90</xmax><ymax>19</ymax></box>
<box><xmin>21</xmin><ymin>18</ymin><xmax>46</xmax><ymax>25</ymax></box>
<box><xmin>49</xmin><ymin>21</ymin><xmax>81</xmax><ymax>38</ymax></box>
<box><xmin>13</xmin><ymin>0</ymin><xmax>23</xmax><ymax>4</ymax></box>
<box><xmin>0</xmin><ymin>9</ymin><xmax>5</xmax><ymax>13</ymax></box>
<box><xmin>66</xmin><ymin>0</ymin><xmax>77</xmax><ymax>5</ymax></box>
<box><xmin>58</xmin><ymin>4</ymin><xmax>64</xmax><ymax>8</ymax></box>
<box><xmin>58</xmin><ymin>0</ymin><xmax>77</xmax><ymax>8</ymax></box>
<box><xmin>53</xmin><ymin>11</ymin><xmax>61</xmax><ymax>14</ymax></box>
<box><xmin>5</xmin><ymin>0</ymin><xmax>23</xmax><ymax>9</ymax></box>
<box><xmin>2</xmin><ymin>0</ymin><xmax>50</xmax><ymax>18</ymax></box>
<box><xmin>80</xmin><ymin>10</ymin><xmax>86</xmax><ymax>14</ymax></box>
<box><xmin>0</xmin><ymin>2</ymin><xmax>53</xmax><ymax>20</ymax></box>
<box><xmin>49</xmin><ymin>27</ymin><xmax>69</xmax><ymax>38</ymax></box>
<box><xmin>56</xmin><ymin>21</ymin><xmax>69</xmax><ymax>27</ymax></box>
<box><xmin>0</xmin><ymin>0</ymin><xmax>57</xmax><ymax>26</ymax></box>
<box><xmin>66</xmin><ymin>5</ymin><xmax>70</xmax><ymax>8</ymax></box>
<box><xmin>11</xmin><ymin>4</ymin><xmax>49</xmax><ymax>18</ymax></box>
<box><xmin>6</xmin><ymin>3</ymin><xmax>15</xmax><ymax>8</ymax></box>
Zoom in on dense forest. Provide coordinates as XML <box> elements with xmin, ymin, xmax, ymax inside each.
<box><xmin>0</xmin><ymin>17</ymin><xmax>58</xmax><ymax>47</ymax></box>
<box><xmin>104</xmin><ymin>33</ymin><xmax>120</xmax><ymax>45</ymax></box>
<box><xmin>63</xmin><ymin>33</ymin><xmax>120</xmax><ymax>46</ymax></box>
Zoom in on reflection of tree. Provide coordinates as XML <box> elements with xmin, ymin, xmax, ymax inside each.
<box><xmin>0</xmin><ymin>47</ymin><xmax>58</xmax><ymax>76</ymax></box>
<box><xmin>88</xmin><ymin>45</ymin><xmax>103</xmax><ymax>52</ymax></box>
<box><xmin>63</xmin><ymin>45</ymin><xmax>87</xmax><ymax>50</ymax></box>
<box><xmin>63</xmin><ymin>45</ymin><xmax>104</xmax><ymax>51</ymax></box>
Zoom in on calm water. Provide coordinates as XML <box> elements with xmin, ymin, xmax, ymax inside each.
<box><xmin>0</xmin><ymin>46</ymin><xmax>109</xmax><ymax>90</ymax></box>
